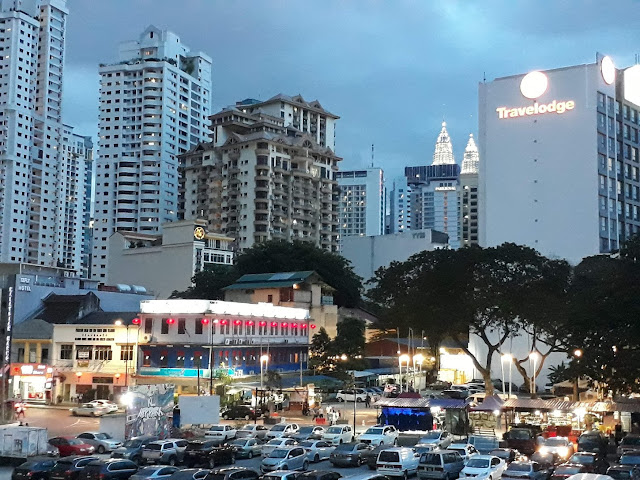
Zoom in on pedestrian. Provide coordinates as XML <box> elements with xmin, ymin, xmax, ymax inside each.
<box><xmin>15</xmin><ymin>402</ymin><xmax>25</xmax><ymax>419</ymax></box>
<box><xmin>365</xmin><ymin>394</ymin><xmax>371</xmax><ymax>408</ymax></box>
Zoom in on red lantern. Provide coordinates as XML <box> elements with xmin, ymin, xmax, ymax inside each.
<box><xmin>259</xmin><ymin>321</ymin><xmax>267</xmax><ymax>327</ymax></box>
<box><xmin>132</xmin><ymin>318</ymin><xmax>141</xmax><ymax>325</ymax></box>
<box><xmin>234</xmin><ymin>320</ymin><xmax>242</xmax><ymax>326</ymax></box>
<box><xmin>310</xmin><ymin>324</ymin><xmax>316</xmax><ymax>329</ymax></box>
<box><xmin>220</xmin><ymin>319</ymin><xmax>228</xmax><ymax>325</ymax></box>
<box><xmin>281</xmin><ymin>322</ymin><xmax>288</xmax><ymax>327</ymax></box>
<box><xmin>246</xmin><ymin>321</ymin><xmax>254</xmax><ymax>326</ymax></box>
<box><xmin>271</xmin><ymin>322</ymin><xmax>278</xmax><ymax>327</ymax></box>
<box><xmin>201</xmin><ymin>318</ymin><xmax>210</xmax><ymax>325</ymax></box>
<box><xmin>301</xmin><ymin>323</ymin><xmax>308</xmax><ymax>329</ymax></box>
<box><xmin>166</xmin><ymin>318</ymin><xmax>175</xmax><ymax>325</ymax></box>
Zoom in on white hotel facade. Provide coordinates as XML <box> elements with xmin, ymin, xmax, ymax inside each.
<box><xmin>478</xmin><ymin>54</ymin><xmax>633</xmax><ymax>263</ymax></box>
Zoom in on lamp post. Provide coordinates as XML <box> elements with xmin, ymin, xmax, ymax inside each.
<box><xmin>573</xmin><ymin>349</ymin><xmax>582</xmax><ymax>401</ymax></box>
<box><xmin>413</xmin><ymin>354</ymin><xmax>424</xmax><ymax>390</ymax></box>
<box><xmin>529</xmin><ymin>351</ymin><xmax>540</xmax><ymax>398</ymax></box>
<box><xmin>501</xmin><ymin>354</ymin><xmax>513</xmax><ymax>398</ymax></box>
<box><xmin>399</xmin><ymin>354</ymin><xmax>410</xmax><ymax>393</ymax></box>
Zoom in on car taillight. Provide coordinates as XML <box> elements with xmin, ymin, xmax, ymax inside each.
<box><xmin>99</xmin><ymin>474</ymin><xmax>105</xmax><ymax>480</ymax></box>
<box><xmin>26</xmin><ymin>473</ymin><xmax>33</xmax><ymax>477</ymax></box>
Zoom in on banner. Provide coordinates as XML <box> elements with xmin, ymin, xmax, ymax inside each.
<box><xmin>125</xmin><ymin>384</ymin><xmax>174</xmax><ymax>440</ymax></box>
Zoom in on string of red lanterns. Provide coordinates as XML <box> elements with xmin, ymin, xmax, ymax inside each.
<box><xmin>167</xmin><ymin>317</ymin><xmax>316</xmax><ymax>329</ymax></box>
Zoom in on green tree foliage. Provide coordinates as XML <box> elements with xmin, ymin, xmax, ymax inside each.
<box><xmin>309</xmin><ymin>327</ymin><xmax>332</xmax><ymax>372</ymax></box>
<box><xmin>265</xmin><ymin>370</ymin><xmax>283</xmax><ymax>390</ymax></box>
<box><xmin>172</xmin><ymin>240</ymin><xmax>362</xmax><ymax>307</ymax></box>
<box><xmin>368</xmin><ymin>243</ymin><xmax>571</xmax><ymax>395</ymax></box>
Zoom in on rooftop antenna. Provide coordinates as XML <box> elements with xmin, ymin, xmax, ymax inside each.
<box><xmin>371</xmin><ymin>143</ymin><xmax>374</xmax><ymax>167</ymax></box>
<box><xmin>483</xmin><ymin>71</ymin><xmax>486</xmax><ymax>83</ymax></box>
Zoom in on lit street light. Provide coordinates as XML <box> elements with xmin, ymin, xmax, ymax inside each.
<box><xmin>501</xmin><ymin>353</ymin><xmax>513</xmax><ymax>398</ymax></box>
<box><xmin>529</xmin><ymin>351</ymin><xmax>540</xmax><ymax>397</ymax></box>
<box><xmin>399</xmin><ymin>354</ymin><xmax>410</xmax><ymax>392</ymax></box>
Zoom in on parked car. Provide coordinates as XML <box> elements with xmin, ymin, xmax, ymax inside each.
<box><xmin>260</xmin><ymin>471</ymin><xmax>301</xmax><ymax>480</ymax></box>
<box><xmin>501</xmin><ymin>461</ymin><xmax>550</xmax><ymax>480</ymax></box>
<box><xmin>503</xmin><ymin>428</ymin><xmax>540</xmax><ymax>456</ymax></box>
<box><xmin>229</xmin><ymin>439</ymin><xmax>261</xmax><ymax>459</ymax></box>
<box><xmin>551</xmin><ymin>464</ymin><xmax>590</xmax><ymax>480</ymax></box>
<box><xmin>427</xmin><ymin>381</ymin><xmax>452</xmax><ymax>391</ymax></box>
<box><xmin>618</xmin><ymin>436</ymin><xmax>640</xmax><ymax>457</ymax></box>
<box><xmin>530</xmin><ymin>452</ymin><xmax>563</xmax><ymax>469</ymax></box>
<box><xmin>69</xmin><ymin>403</ymin><xmax>110</xmax><ymax>417</ymax></box>
<box><xmin>12</xmin><ymin>458</ymin><xmax>57</xmax><ymax>480</ymax></box>
<box><xmin>336</xmin><ymin>389</ymin><xmax>368</xmax><ymax>402</ymax></box>
<box><xmin>112</xmin><ymin>436</ymin><xmax>159</xmax><ymax>464</ymax></box>
<box><xmin>376</xmin><ymin>447</ymin><xmax>421</xmax><ymax>479</ymax></box>
<box><xmin>77</xmin><ymin>432</ymin><xmax>123</xmax><ymax>454</ymax></box>
<box><xmin>567</xmin><ymin>453</ymin><xmax>609</xmax><ymax>474</ymax></box>
<box><xmin>79</xmin><ymin>459</ymin><xmax>138</xmax><ymax>480</ymax></box>
<box><xmin>607</xmin><ymin>465</ymin><xmax>640</xmax><ymax>480</ymax></box>
<box><xmin>221</xmin><ymin>406</ymin><xmax>257</xmax><ymax>421</ymax></box>
<box><xmin>358</xmin><ymin>426</ymin><xmax>399</xmax><ymax>446</ymax></box>
<box><xmin>362</xmin><ymin>445</ymin><xmax>387</xmax><ymax>470</ymax></box>
<box><xmin>263</xmin><ymin>439</ymin><xmax>299</xmax><ymax>458</ymax></box>
<box><xmin>288</xmin><ymin>426</ymin><xmax>325</xmax><ymax>442</ymax></box>
<box><xmin>204</xmin><ymin>467</ymin><xmax>259</xmax><ymax>480</ymax></box>
<box><xmin>459</xmin><ymin>455</ymin><xmax>507</xmax><ymax>480</ymax></box>
<box><xmin>417</xmin><ymin>450</ymin><xmax>465</xmax><ymax>480</ymax></box>
<box><xmin>619</xmin><ymin>452</ymin><xmax>640</xmax><ymax>468</ymax></box>
<box><xmin>540</xmin><ymin>438</ymin><xmax>575</xmax><ymax>460</ymax></box>
<box><xmin>261</xmin><ymin>446</ymin><xmax>309</xmax><ymax>473</ymax></box>
<box><xmin>490</xmin><ymin>449</ymin><xmax>520</xmax><ymax>464</ymax></box>
<box><xmin>418</xmin><ymin>431</ymin><xmax>452</xmax><ymax>450</ymax></box>
<box><xmin>468</xmin><ymin>435</ymin><xmax>500</xmax><ymax>455</ymax></box>
<box><xmin>166</xmin><ymin>469</ymin><xmax>210</xmax><ymax>480</ymax></box>
<box><xmin>142</xmin><ymin>439</ymin><xmax>188</xmax><ymax>466</ymax></box>
<box><xmin>89</xmin><ymin>400</ymin><xmax>119</xmax><ymax>413</ymax></box>
<box><xmin>267</xmin><ymin>424</ymin><xmax>300</xmax><ymax>440</ymax></box>
<box><xmin>236</xmin><ymin>425</ymin><xmax>268</xmax><ymax>440</ymax></box>
<box><xmin>330</xmin><ymin>443</ymin><xmax>371</xmax><ymax>467</ymax></box>
<box><xmin>447</xmin><ymin>443</ymin><xmax>480</xmax><ymax>464</ymax></box>
<box><xmin>299</xmin><ymin>440</ymin><xmax>334</xmax><ymax>463</ymax></box>
<box><xmin>205</xmin><ymin>426</ymin><xmax>237</xmax><ymax>443</ymax></box>
<box><xmin>130</xmin><ymin>466</ymin><xmax>179</xmax><ymax>480</ymax></box>
<box><xmin>296</xmin><ymin>471</ymin><xmax>342</xmax><ymax>480</ymax></box>
<box><xmin>50</xmin><ymin>456</ymin><xmax>100</xmax><ymax>480</ymax></box>
<box><xmin>577</xmin><ymin>433</ymin><xmax>608</xmax><ymax>455</ymax></box>
<box><xmin>442</xmin><ymin>389</ymin><xmax>469</xmax><ymax>399</ymax></box>
<box><xmin>48</xmin><ymin>437</ymin><xmax>95</xmax><ymax>457</ymax></box>
<box><xmin>323</xmin><ymin>425</ymin><xmax>354</xmax><ymax>445</ymax></box>
<box><xmin>185</xmin><ymin>443</ymin><xmax>236</xmax><ymax>469</ymax></box>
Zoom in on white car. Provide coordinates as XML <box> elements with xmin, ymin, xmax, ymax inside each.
<box><xmin>377</xmin><ymin>447</ymin><xmax>421</xmax><ymax>478</ymax></box>
<box><xmin>237</xmin><ymin>424</ymin><xmax>269</xmax><ymax>439</ymax></box>
<box><xmin>266</xmin><ymin>423</ymin><xmax>300</xmax><ymax>439</ymax></box>
<box><xmin>69</xmin><ymin>403</ymin><xmax>110</xmax><ymax>417</ymax></box>
<box><xmin>300</xmin><ymin>440</ymin><xmax>334</xmax><ymax>462</ymax></box>
<box><xmin>89</xmin><ymin>400</ymin><xmax>119</xmax><ymax>413</ymax></box>
<box><xmin>204</xmin><ymin>425</ymin><xmax>236</xmax><ymax>442</ymax></box>
<box><xmin>358</xmin><ymin>425</ymin><xmax>399</xmax><ymax>446</ymax></box>
<box><xmin>322</xmin><ymin>425</ymin><xmax>354</xmax><ymax>445</ymax></box>
<box><xmin>262</xmin><ymin>438</ymin><xmax>298</xmax><ymax>457</ymax></box>
<box><xmin>460</xmin><ymin>455</ymin><xmax>506</xmax><ymax>480</ymax></box>
<box><xmin>336</xmin><ymin>389</ymin><xmax>368</xmax><ymax>402</ymax></box>
<box><xmin>539</xmin><ymin>437</ymin><xmax>575</xmax><ymax>460</ymax></box>
<box><xmin>76</xmin><ymin>432</ymin><xmax>122</xmax><ymax>453</ymax></box>
<box><xmin>448</xmin><ymin>443</ymin><xmax>480</xmax><ymax>464</ymax></box>
<box><xmin>418</xmin><ymin>431</ymin><xmax>452</xmax><ymax>450</ymax></box>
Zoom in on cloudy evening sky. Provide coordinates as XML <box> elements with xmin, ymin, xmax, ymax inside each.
<box><xmin>63</xmin><ymin>0</ymin><xmax>640</xmax><ymax>182</ymax></box>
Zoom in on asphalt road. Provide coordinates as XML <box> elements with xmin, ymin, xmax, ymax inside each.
<box><xmin>15</xmin><ymin>406</ymin><xmax>101</xmax><ymax>437</ymax></box>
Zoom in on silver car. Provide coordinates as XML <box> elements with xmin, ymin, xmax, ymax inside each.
<box><xmin>417</xmin><ymin>431</ymin><xmax>452</xmax><ymax>450</ymax></box>
<box><xmin>130</xmin><ymin>466</ymin><xmax>179</xmax><ymax>480</ymax></box>
<box><xmin>142</xmin><ymin>439</ymin><xmax>189</xmax><ymax>466</ymax></box>
<box><xmin>261</xmin><ymin>447</ymin><xmax>309</xmax><ymax>473</ymax></box>
<box><xmin>263</xmin><ymin>438</ymin><xmax>298</xmax><ymax>457</ymax></box>
<box><xmin>76</xmin><ymin>432</ymin><xmax>122</xmax><ymax>454</ymax></box>
<box><xmin>236</xmin><ymin>424</ymin><xmax>269</xmax><ymax>440</ymax></box>
<box><xmin>299</xmin><ymin>440</ymin><xmax>334</xmax><ymax>463</ymax></box>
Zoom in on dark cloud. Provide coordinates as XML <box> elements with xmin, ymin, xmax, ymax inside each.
<box><xmin>62</xmin><ymin>0</ymin><xmax>640</xmax><ymax>182</ymax></box>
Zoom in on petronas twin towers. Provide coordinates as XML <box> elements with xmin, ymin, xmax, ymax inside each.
<box><xmin>432</xmin><ymin>121</ymin><xmax>479</xmax><ymax>174</ymax></box>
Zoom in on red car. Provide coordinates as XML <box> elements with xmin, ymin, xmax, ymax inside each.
<box><xmin>48</xmin><ymin>436</ymin><xmax>95</xmax><ymax>457</ymax></box>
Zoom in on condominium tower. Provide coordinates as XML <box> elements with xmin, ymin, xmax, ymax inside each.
<box><xmin>459</xmin><ymin>134</ymin><xmax>479</xmax><ymax>246</ymax></box>
<box><xmin>335</xmin><ymin>168</ymin><xmax>385</xmax><ymax>247</ymax></box>
<box><xmin>179</xmin><ymin>95</ymin><xmax>341</xmax><ymax>251</ymax></box>
<box><xmin>92</xmin><ymin>26</ymin><xmax>212</xmax><ymax>280</ymax></box>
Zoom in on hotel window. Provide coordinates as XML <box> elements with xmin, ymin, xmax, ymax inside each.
<box><xmin>143</xmin><ymin>350</ymin><xmax>151</xmax><ymax>366</ymax></box>
<box><xmin>60</xmin><ymin>344</ymin><xmax>72</xmax><ymax>360</ymax></box>
<box><xmin>95</xmin><ymin>346</ymin><xmax>112</xmax><ymax>361</ymax></box>
<box><xmin>598</xmin><ymin>113</ymin><xmax>606</xmax><ymax>130</ymax></box>
<box><xmin>598</xmin><ymin>154</ymin><xmax>606</xmax><ymax>170</ymax></box>
<box><xmin>195</xmin><ymin>319</ymin><xmax>202</xmax><ymax>334</ymax></box>
<box><xmin>598</xmin><ymin>133</ymin><xmax>606</xmax><ymax>151</ymax></box>
<box><xmin>176</xmin><ymin>350</ymin><xmax>185</xmax><ymax>368</ymax></box>
<box><xmin>120</xmin><ymin>345</ymin><xmax>133</xmax><ymax>361</ymax></box>
<box><xmin>144</xmin><ymin>318</ymin><xmax>152</xmax><ymax>334</ymax></box>
<box><xmin>599</xmin><ymin>196</ymin><xmax>607</xmax><ymax>211</ymax></box>
<box><xmin>178</xmin><ymin>318</ymin><xmax>186</xmax><ymax>334</ymax></box>
<box><xmin>597</xmin><ymin>92</ymin><xmax>606</xmax><ymax>109</ymax></box>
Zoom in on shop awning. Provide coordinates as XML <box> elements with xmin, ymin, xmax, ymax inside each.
<box><xmin>502</xmin><ymin>398</ymin><xmax>554</xmax><ymax>410</ymax></box>
<box><xmin>471</xmin><ymin>394</ymin><xmax>504</xmax><ymax>412</ymax></box>
<box><xmin>375</xmin><ymin>397</ymin><xmax>468</xmax><ymax>409</ymax></box>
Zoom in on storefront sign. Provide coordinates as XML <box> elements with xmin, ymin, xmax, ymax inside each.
<box><xmin>496</xmin><ymin>99</ymin><xmax>575</xmax><ymax>119</ymax></box>
<box><xmin>10</xmin><ymin>363</ymin><xmax>51</xmax><ymax>376</ymax></box>
<box><xmin>4</xmin><ymin>287</ymin><xmax>13</xmax><ymax>364</ymax></box>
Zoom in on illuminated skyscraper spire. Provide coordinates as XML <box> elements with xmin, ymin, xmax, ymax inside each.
<box><xmin>432</xmin><ymin>121</ymin><xmax>455</xmax><ymax>166</ymax></box>
<box><xmin>461</xmin><ymin>134</ymin><xmax>480</xmax><ymax>174</ymax></box>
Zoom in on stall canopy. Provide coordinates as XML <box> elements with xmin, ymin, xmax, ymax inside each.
<box><xmin>375</xmin><ymin>397</ymin><xmax>468</xmax><ymax>409</ymax></box>
<box><xmin>471</xmin><ymin>394</ymin><xmax>504</xmax><ymax>412</ymax></box>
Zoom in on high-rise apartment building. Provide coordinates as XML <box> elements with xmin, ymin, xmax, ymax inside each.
<box><xmin>0</xmin><ymin>0</ymin><xmax>75</xmax><ymax>267</ymax></box>
<box><xmin>92</xmin><ymin>26</ymin><xmax>212</xmax><ymax>280</ymax></box>
<box><xmin>478</xmin><ymin>54</ymin><xmax>637</xmax><ymax>262</ymax></box>
<box><xmin>389</xmin><ymin>176</ymin><xmax>412</xmax><ymax>233</ymax></box>
<box><xmin>179</xmin><ymin>95</ymin><xmax>341</xmax><ymax>251</ymax></box>
<box><xmin>459</xmin><ymin>134</ymin><xmax>479</xmax><ymax>246</ymax></box>
<box><xmin>335</xmin><ymin>168</ymin><xmax>385</xmax><ymax>247</ymax></box>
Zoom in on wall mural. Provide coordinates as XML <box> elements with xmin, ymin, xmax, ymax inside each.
<box><xmin>125</xmin><ymin>384</ymin><xmax>174</xmax><ymax>439</ymax></box>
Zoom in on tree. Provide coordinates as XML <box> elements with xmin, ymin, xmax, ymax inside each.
<box><xmin>367</xmin><ymin>243</ymin><xmax>571</xmax><ymax>395</ymax></box>
<box><xmin>265</xmin><ymin>370</ymin><xmax>283</xmax><ymax>390</ymax></box>
<box><xmin>170</xmin><ymin>264</ymin><xmax>239</xmax><ymax>300</ymax></box>
<box><xmin>332</xmin><ymin>317</ymin><xmax>368</xmax><ymax>371</ymax></box>
<box><xmin>309</xmin><ymin>327</ymin><xmax>332</xmax><ymax>373</ymax></box>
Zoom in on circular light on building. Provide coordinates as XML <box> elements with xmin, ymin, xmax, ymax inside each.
<box><xmin>601</xmin><ymin>56</ymin><xmax>615</xmax><ymax>85</ymax></box>
<box><xmin>520</xmin><ymin>71</ymin><xmax>548</xmax><ymax>99</ymax></box>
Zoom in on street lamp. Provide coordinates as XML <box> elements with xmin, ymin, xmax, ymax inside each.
<box><xmin>399</xmin><ymin>354</ymin><xmax>410</xmax><ymax>393</ymax></box>
<box><xmin>529</xmin><ymin>351</ymin><xmax>540</xmax><ymax>397</ymax></box>
<box><xmin>501</xmin><ymin>354</ymin><xmax>513</xmax><ymax>398</ymax></box>
<box><xmin>413</xmin><ymin>354</ymin><xmax>424</xmax><ymax>390</ymax></box>
<box><xmin>573</xmin><ymin>349</ymin><xmax>582</xmax><ymax>401</ymax></box>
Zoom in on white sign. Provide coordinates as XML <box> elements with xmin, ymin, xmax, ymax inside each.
<box><xmin>77</xmin><ymin>351</ymin><xmax>90</xmax><ymax>359</ymax></box>
<box><xmin>496</xmin><ymin>100</ymin><xmax>575</xmax><ymax>119</ymax></box>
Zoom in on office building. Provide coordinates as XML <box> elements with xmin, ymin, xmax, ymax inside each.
<box><xmin>107</xmin><ymin>219</ymin><xmax>234</xmax><ymax>298</ymax></box>
<box><xmin>92</xmin><ymin>26</ymin><xmax>212</xmax><ymax>280</ymax></box>
<box><xmin>478</xmin><ymin>54</ymin><xmax>633</xmax><ymax>262</ymax></box>
<box><xmin>388</xmin><ymin>176</ymin><xmax>412</xmax><ymax>233</ymax></box>
<box><xmin>0</xmin><ymin>0</ymin><xmax>86</xmax><ymax>270</ymax></box>
<box><xmin>460</xmin><ymin>134</ymin><xmax>479</xmax><ymax>246</ymax></box>
<box><xmin>179</xmin><ymin>96</ymin><xmax>341</xmax><ymax>251</ymax></box>
<box><xmin>335</xmin><ymin>168</ymin><xmax>385</xmax><ymax>247</ymax></box>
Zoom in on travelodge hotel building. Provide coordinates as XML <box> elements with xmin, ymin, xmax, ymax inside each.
<box><xmin>133</xmin><ymin>299</ymin><xmax>311</xmax><ymax>390</ymax></box>
<box><xmin>479</xmin><ymin>53</ymin><xmax>640</xmax><ymax>263</ymax></box>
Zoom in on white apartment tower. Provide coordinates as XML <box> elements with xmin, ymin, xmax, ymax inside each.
<box><xmin>389</xmin><ymin>176</ymin><xmax>412</xmax><ymax>233</ymax></box>
<box><xmin>459</xmin><ymin>134</ymin><xmax>479</xmax><ymax>246</ymax></box>
<box><xmin>92</xmin><ymin>26</ymin><xmax>212</xmax><ymax>281</ymax></box>
<box><xmin>335</xmin><ymin>168</ymin><xmax>385</xmax><ymax>247</ymax></box>
<box><xmin>0</xmin><ymin>0</ymin><xmax>79</xmax><ymax>268</ymax></box>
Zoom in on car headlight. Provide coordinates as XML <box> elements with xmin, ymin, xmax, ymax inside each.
<box><xmin>539</xmin><ymin>447</ymin><xmax>548</xmax><ymax>454</ymax></box>
<box><xmin>558</xmin><ymin>447</ymin><xmax>569</xmax><ymax>457</ymax></box>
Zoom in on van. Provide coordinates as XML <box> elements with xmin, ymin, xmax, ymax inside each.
<box><xmin>376</xmin><ymin>447</ymin><xmax>421</xmax><ymax>479</ymax></box>
<box><xmin>417</xmin><ymin>450</ymin><xmax>465</xmax><ymax>480</ymax></box>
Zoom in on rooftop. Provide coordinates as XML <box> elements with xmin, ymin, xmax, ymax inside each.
<box><xmin>223</xmin><ymin>271</ymin><xmax>333</xmax><ymax>291</ymax></box>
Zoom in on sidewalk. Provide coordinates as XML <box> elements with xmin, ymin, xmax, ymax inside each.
<box><xmin>24</xmin><ymin>402</ymin><xmax>73</xmax><ymax>410</ymax></box>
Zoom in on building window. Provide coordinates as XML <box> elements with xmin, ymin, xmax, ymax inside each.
<box><xmin>160</xmin><ymin>350</ymin><xmax>168</xmax><ymax>368</ymax></box>
<box><xmin>95</xmin><ymin>346</ymin><xmax>112</xmax><ymax>361</ymax></box>
<box><xmin>247</xmin><ymin>322</ymin><xmax>255</xmax><ymax>335</ymax></box>
<box><xmin>195</xmin><ymin>319</ymin><xmax>203</xmax><ymax>335</ymax></box>
<box><xmin>143</xmin><ymin>350</ymin><xmax>151</xmax><ymax>367</ymax></box>
<box><xmin>60</xmin><ymin>344</ymin><xmax>72</xmax><ymax>360</ymax></box>
<box><xmin>178</xmin><ymin>318</ymin><xmax>186</xmax><ymax>334</ymax></box>
<box><xmin>267</xmin><ymin>294</ymin><xmax>273</xmax><ymax>303</ymax></box>
<box><xmin>161</xmin><ymin>319</ymin><xmax>169</xmax><ymax>334</ymax></box>
<box><xmin>76</xmin><ymin>346</ymin><xmax>92</xmax><ymax>360</ymax></box>
<box><xmin>176</xmin><ymin>350</ymin><xmax>185</xmax><ymax>368</ymax></box>
<box><xmin>41</xmin><ymin>348</ymin><xmax>49</xmax><ymax>363</ymax></box>
<box><xmin>144</xmin><ymin>318</ymin><xmax>152</xmax><ymax>334</ymax></box>
<box><xmin>120</xmin><ymin>345</ymin><xmax>133</xmax><ymax>361</ymax></box>
<box><xmin>233</xmin><ymin>321</ymin><xmax>242</xmax><ymax>335</ymax></box>
<box><xmin>270</xmin><ymin>323</ymin><xmax>278</xmax><ymax>335</ymax></box>
<box><xmin>259</xmin><ymin>323</ymin><xmax>267</xmax><ymax>335</ymax></box>
<box><xmin>280</xmin><ymin>288</ymin><xmax>294</xmax><ymax>302</ymax></box>
<box><xmin>291</xmin><ymin>323</ymin><xmax>298</xmax><ymax>336</ymax></box>
<box><xmin>281</xmin><ymin>323</ymin><xmax>289</xmax><ymax>335</ymax></box>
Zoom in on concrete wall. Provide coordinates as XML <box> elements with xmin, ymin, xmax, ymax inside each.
<box><xmin>178</xmin><ymin>395</ymin><xmax>220</xmax><ymax>426</ymax></box>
